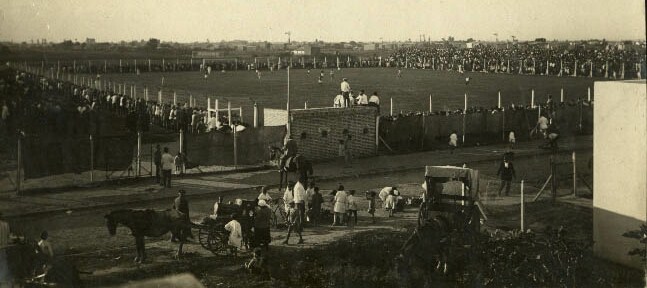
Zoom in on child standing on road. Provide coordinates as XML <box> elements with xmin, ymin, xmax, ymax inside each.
<box><xmin>38</xmin><ymin>231</ymin><xmax>54</xmax><ymax>259</ymax></box>
<box><xmin>347</xmin><ymin>190</ymin><xmax>358</xmax><ymax>226</ymax></box>
<box><xmin>367</xmin><ymin>191</ymin><xmax>377</xmax><ymax>224</ymax></box>
<box><xmin>283</xmin><ymin>201</ymin><xmax>304</xmax><ymax>245</ymax></box>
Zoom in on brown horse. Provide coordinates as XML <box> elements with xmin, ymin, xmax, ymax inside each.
<box><xmin>269</xmin><ymin>146</ymin><xmax>314</xmax><ymax>190</ymax></box>
<box><xmin>104</xmin><ymin>209</ymin><xmax>190</xmax><ymax>263</ymax></box>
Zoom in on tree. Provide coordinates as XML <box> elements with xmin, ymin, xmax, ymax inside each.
<box><xmin>146</xmin><ymin>38</ymin><xmax>160</xmax><ymax>50</ymax></box>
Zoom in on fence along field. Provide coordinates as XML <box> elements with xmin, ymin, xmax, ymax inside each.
<box><xmin>89</xmin><ymin>67</ymin><xmax>597</xmax><ymax>116</ymax></box>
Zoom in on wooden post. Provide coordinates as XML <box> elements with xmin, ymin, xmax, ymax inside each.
<box><xmin>137</xmin><ymin>131</ymin><xmax>142</xmax><ymax>176</ymax></box>
<box><xmin>551</xmin><ymin>155</ymin><xmax>557</xmax><ymax>203</ymax></box>
<box><xmin>158</xmin><ymin>89</ymin><xmax>162</xmax><ymax>104</ymax></box>
<box><xmin>239</xmin><ymin>107</ymin><xmax>243</xmax><ymax>122</ymax></box>
<box><xmin>253</xmin><ymin>102</ymin><xmax>258</xmax><ymax>128</ymax></box>
<box><xmin>573</xmin><ymin>151</ymin><xmax>577</xmax><ymax>196</ymax></box>
<box><xmin>228</xmin><ymin>101</ymin><xmax>232</xmax><ymax>126</ymax></box>
<box><xmin>16</xmin><ymin>136</ymin><xmax>22</xmax><ymax>195</ymax></box>
<box><xmin>560</xmin><ymin>88</ymin><xmax>564</xmax><ymax>103</ymax></box>
<box><xmin>215</xmin><ymin>99</ymin><xmax>219</xmax><ymax>123</ymax></box>
<box><xmin>89</xmin><ymin>135</ymin><xmax>94</xmax><ymax>182</ymax></box>
<box><xmin>233</xmin><ymin>125</ymin><xmax>238</xmax><ymax>169</ymax></box>
<box><xmin>179</xmin><ymin>129</ymin><xmax>184</xmax><ymax>154</ymax></box>
<box><xmin>207</xmin><ymin>98</ymin><xmax>211</xmax><ymax>122</ymax></box>
<box><xmin>531</xmin><ymin>89</ymin><xmax>535</xmax><ymax>108</ymax></box>
<box><xmin>375</xmin><ymin>116</ymin><xmax>380</xmax><ymax>155</ymax></box>
<box><xmin>497</xmin><ymin>91</ymin><xmax>501</xmax><ymax>109</ymax></box>
<box><xmin>463</xmin><ymin>93</ymin><xmax>467</xmax><ymax>144</ymax></box>
<box><xmin>587</xmin><ymin>87</ymin><xmax>591</xmax><ymax>102</ymax></box>
<box><xmin>390</xmin><ymin>98</ymin><xmax>393</xmax><ymax>116</ymax></box>
<box><xmin>521</xmin><ymin>180</ymin><xmax>525</xmax><ymax>230</ymax></box>
<box><xmin>429</xmin><ymin>94</ymin><xmax>432</xmax><ymax>112</ymax></box>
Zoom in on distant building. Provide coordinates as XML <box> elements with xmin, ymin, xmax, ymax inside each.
<box><xmin>291</xmin><ymin>45</ymin><xmax>321</xmax><ymax>56</ymax></box>
<box><xmin>192</xmin><ymin>50</ymin><xmax>225</xmax><ymax>58</ymax></box>
<box><xmin>236</xmin><ymin>45</ymin><xmax>257</xmax><ymax>52</ymax></box>
<box><xmin>270</xmin><ymin>43</ymin><xmax>286</xmax><ymax>50</ymax></box>
<box><xmin>363</xmin><ymin>43</ymin><xmax>378</xmax><ymax>51</ymax></box>
<box><xmin>86</xmin><ymin>38</ymin><xmax>96</xmax><ymax>45</ymax></box>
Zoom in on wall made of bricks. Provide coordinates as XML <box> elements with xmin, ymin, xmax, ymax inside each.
<box><xmin>290</xmin><ymin>106</ymin><xmax>377</xmax><ymax>161</ymax></box>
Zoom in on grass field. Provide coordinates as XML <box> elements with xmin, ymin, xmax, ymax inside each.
<box><xmin>97</xmin><ymin>68</ymin><xmax>600</xmax><ymax>118</ymax></box>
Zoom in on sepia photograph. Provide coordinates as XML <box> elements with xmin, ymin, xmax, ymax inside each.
<box><xmin>0</xmin><ymin>0</ymin><xmax>645</xmax><ymax>287</ymax></box>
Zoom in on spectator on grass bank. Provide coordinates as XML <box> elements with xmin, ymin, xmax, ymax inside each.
<box><xmin>449</xmin><ymin>131</ymin><xmax>458</xmax><ymax>153</ymax></box>
<box><xmin>154</xmin><ymin>145</ymin><xmax>162</xmax><ymax>184</ymax></box>
<box><xmin>161</xmin><ymin>147</ymin><xmax>174</xmax><ymax>188</ymax></box>
<box><xmin>283</xmin><ymin>201</ymin><xmax>304</xmax><ymax>244</ymax></box>
<box><xmin>253</xmin><ymin>200</ymin><xmax>272</xmax><ymax>250</ymax></box>
<box><xmin>332</xmin><ymin>185</ymin><xmax>348</xmax><ymax>226</ymax></box>
<box><xmin>497</xmin><ymin>158</ymin><xmax>516</xmax><ymax>197</ymax></box>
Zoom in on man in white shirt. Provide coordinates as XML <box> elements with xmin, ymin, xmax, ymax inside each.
<box><xmin>357</xmin><ymin>90</ymin><xmax>369</xmax><ymax>105</ymax></box>
<box><xmin>333</xmin><ymin>92</ymin><xmax>344</xmax><ymax>108</ymax></box>
<box><xmin>161</xmin><ymin>147</ymin><xmax>174</xmax><ymax>188</ymax></box>
<box><xmin>368</xmin><ymin>92</ymin><xmax>380</xmax><ymax>113</ymax></box>
<box><xmin>340</xmin><ymin>78</ymin><xmax>351</xmax><ymax>107</ymax></box>
<box><xmin>293</xmin><ymin>179</ymin><xmax>307</xmax><ymax>224</ymax></box>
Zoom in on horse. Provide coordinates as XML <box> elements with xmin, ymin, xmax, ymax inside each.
<box><xmin>104</xmin><ymin>209</ymin><xmax>191</xmax><ymax>263</ymax></box>
<box><xmin>269</xmin><ymin>146</ymin><xmax>314</xmax><ymax>190</ymax></box>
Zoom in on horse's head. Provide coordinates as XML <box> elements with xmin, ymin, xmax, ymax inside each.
<box><xmin>104</xmin><ymin>213</ymin><xmax>117</xmax><ymax>236</ymax></box>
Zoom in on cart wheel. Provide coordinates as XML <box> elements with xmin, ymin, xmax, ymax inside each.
<box><xmin>207</xmin><ymin>231</ymin><xmax>229</xmax><ymax>256</ymax></box>
<box><xmin>198</xmin><ymin>228</ymin><xmax>211</xmax><ymax>250</ymax></box>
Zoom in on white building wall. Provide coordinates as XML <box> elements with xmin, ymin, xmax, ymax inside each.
<box><xmin>593</xmin><ymin>80</ymin><xmax>647</xmax><ymax>269</ymax></box>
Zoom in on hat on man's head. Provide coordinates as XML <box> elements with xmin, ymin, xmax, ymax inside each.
<box><xmin>258</xmin><ymin>200</ymin><xmax>268</xmax><ymax>207</ymax></box>
<box><xmin>178</xmin><ymin>189</ymin><xmax>186</xmax><ymax>194</ymax></box>
<box><xmin>343</xmin><ymin>78</ymin><xmax>348</xmax><ymax>81</ymax></box>
<box><xmin>287</xmin><ymin>181</ymin><xmax>296</xmax><ymax>186</ymax></box>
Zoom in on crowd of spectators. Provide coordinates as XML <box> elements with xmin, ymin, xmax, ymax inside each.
<box><xmin>0</xmin><ymin>68</ymin><xmax>240</xmax><ymax>144</ymax></box>
<box><xmin>25</xmin><ymin>42</ymin><xmax>645</xmax><ymax>79</ymax></box>
<box><xmin>387</xmin><ymin>44</ymin><xmax>645</xmax><ymax>78</ymax></box>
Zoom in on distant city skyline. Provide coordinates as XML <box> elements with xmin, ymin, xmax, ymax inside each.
<box><xmin>0</xmin><ymin>0</ymin><xmax>645</xmax><ymax>43</ymax></box>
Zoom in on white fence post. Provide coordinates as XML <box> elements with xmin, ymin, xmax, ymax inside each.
<box><xmin>521</xmin><ymin>179</ymin><xmax>525</xmax><ymax>231</ymax></box>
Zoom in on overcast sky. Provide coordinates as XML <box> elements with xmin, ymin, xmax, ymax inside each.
<box><xmin>0</xmin><ymin>0</ymin><xmax>645</xmax><ymax>43</ymax></box>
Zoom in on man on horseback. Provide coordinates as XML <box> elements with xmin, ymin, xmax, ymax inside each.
<box><xmin>279</xmin><ymin>134</ymin><xmax>298</xmax><ymax>172</ymax></box>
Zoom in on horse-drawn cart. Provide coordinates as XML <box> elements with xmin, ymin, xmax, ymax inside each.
<box><xmin>193</xmin><ymin>199</ymin><xmax>257</xmax><ymax>255</ymax></box>
<box><xmin>397</xmin><ymin>166</ymin><xmax>487</xmax><ymax>281</ymax></box>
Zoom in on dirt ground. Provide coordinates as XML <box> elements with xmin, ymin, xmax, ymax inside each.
<box><xmin>72</xmin><ymin>182</ymin><xmax>642</xmax><ymax>288</ymax></box>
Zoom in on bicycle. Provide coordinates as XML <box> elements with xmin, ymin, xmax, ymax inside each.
<box><xmin>270</xmin><ymin>198</ymin><xmax>287</xmax><ymax>229</ymax></box>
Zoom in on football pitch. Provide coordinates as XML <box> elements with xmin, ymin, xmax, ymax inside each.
<box><xmin>100</xmin><ymin>68</ymin><xmax>598</xmax><ymax>116</ymax></box>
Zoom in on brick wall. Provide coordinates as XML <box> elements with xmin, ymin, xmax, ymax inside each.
<box><xmin>290</xmin><ymin>106</ymin><xmax>378</xmax><ymax>161</ymax></box>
